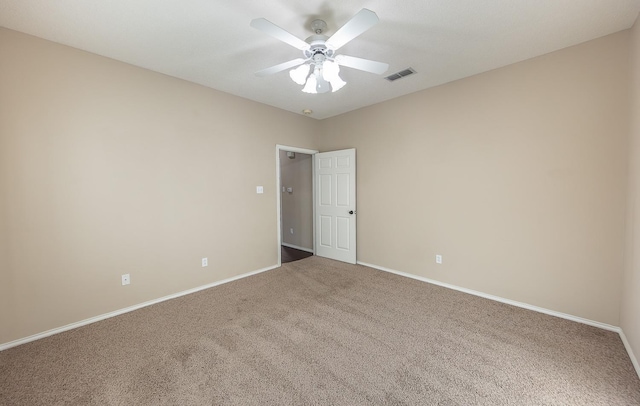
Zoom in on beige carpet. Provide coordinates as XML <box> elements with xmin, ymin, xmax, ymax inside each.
<box><xmin>1</xmin><ymin>256</ymin><xmax>639</xmax><ymax>405</ymax></box>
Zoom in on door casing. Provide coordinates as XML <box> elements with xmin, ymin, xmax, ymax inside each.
<box><xmin>276</xmin><ymin>145</ymin><xmax>357</xmax><ymax>265</ymax></box>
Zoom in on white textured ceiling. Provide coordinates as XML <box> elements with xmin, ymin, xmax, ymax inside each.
<box><xmin>1</xmin><ymin>1</ymin><xmax>639</xmax><ymax>119</ymax></box>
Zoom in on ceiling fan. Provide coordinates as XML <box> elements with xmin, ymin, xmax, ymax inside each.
<box><xmin>250</xmin><ymin>8</ymin><xmax>389</xmax><ymax>94</ymax></box>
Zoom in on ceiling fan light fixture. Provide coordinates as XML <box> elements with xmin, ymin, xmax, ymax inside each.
<box><xmin>302</xmin><ymin>73</ymin><xmax>318</xmax><ymax>94</ymax></box>
<box><xmin>322</xmin><ymin>61</ymin><xmax>346</xmax><ymax>92</ymax></box>
<box><xmin>289</xmin><ymin>64</ymin><xmax>311</xmax><ymax>85</ymax></box>
<box><xmin>315</xmin><ymin>69</ymin><xmax>331</xmax><ymax>93</ymax></box>
<box><xmin>329</xmin><ymin>76</ymin><xmax>347</xmax><ymax>92</ymax></box>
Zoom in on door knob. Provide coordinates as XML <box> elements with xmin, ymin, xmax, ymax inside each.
<box><xmin>349</xmin><ymin>210</ymin><xmax>355</xmax><ymax>215</ymax></box>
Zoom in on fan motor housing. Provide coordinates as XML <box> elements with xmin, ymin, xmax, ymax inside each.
<box><xmin>304</xmin><ymin>35</ymin><xmax>333</xmax><ymax>60</ymax></box>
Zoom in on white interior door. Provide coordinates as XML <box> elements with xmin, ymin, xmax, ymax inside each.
<box><xmin>315</xmin><ymin>149</ymin><xmax>356</xmax><ymax>264</ymax></box>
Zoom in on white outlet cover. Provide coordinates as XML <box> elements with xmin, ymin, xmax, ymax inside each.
<box><xmin>121</xmin><ymin>274</ymin><xmax>130</xmax><ymax>286</ymax></box>
<box><xmin>435</xmin><ymin>255</ymin><xmax>442</xmax><ymax>264</ymax></box>
<box><xmin>202</xmin><ymin>257</ymin><xmax>208</xmax><ymax>267</ymax></box>
<box><xmin>256</xmin><ymin>186</ymin><xmax>264</xmax><ymax>194</ymax></box>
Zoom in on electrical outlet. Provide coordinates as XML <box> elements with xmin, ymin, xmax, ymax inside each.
<box><xmin>290</xmin><ymin>228</ymin><xmax>294</xmax><ymax>234</ymax></box>
<box><xmin>202</xmin><ymin>258</ymin><xmax>208</xmax><ymax>267</ymax></box>
<box><xmin>256</xmin><ymin>186</ymin><xmax>264</xmax><ymax>194</ymax></box>
<box><xmin>435</xmin><ymin>255</ymin><xmax>442</xmax><ymax>264</ymax></box>
<box><xmin>121</xmin><ymin>274</ymin><xmax>130</xmax><ymax>286</ymax></box>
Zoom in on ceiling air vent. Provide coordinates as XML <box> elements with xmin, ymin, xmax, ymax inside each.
<box><xmin>385</xmin><ymin>67</ymin><xmax>416</xmax><ymax>82</ymax></box>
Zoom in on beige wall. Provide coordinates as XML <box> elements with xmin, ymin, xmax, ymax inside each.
<box><xmin>318</xmin><ymin>32</ymin><xmax>630</xmax><ymax>326</ymax></box>
<box><xmin>0</xmin><ymin>28</ymin><xmax>319</xmax><ymax>344</ymax></box>
<box><xmin>622</xmin><ymin>15</ymin><xmax>640</xmax><ymax>367</ymax></box>
<box><xmin>279</xmin><ymin>151</ymin><xmax>313</xmax><ymax>250</ymax></box>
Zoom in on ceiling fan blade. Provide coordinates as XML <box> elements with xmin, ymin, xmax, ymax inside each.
<box><xmin>334</xmin><ymin>55</ymin><xmax>389</xmax><ymax>75</ymax></box>
<box><xmin>326</xmin><ymin>9</ymin><xmax>379</xmax><ymax>51</ymax></box>
<box><xmin>250</xmin><ymin>18</ymin><xmax>310</xmax><ymax>51</ymax></box>
<box><xmin>255</xmin><ymin>58</ymin><xmax>307</xmax><ymax>77</ymax></box>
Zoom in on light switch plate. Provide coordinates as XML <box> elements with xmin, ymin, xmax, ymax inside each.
<box><xmin>256</xmin><ymin>186</ymin><xmax>264</xmax><ymax>194</ymax></box>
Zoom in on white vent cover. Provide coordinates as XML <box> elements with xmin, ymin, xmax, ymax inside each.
<box><xmin>385</xmin><ymin>68</ymin><xmax>416</xmax><ymax>82</ymax></box>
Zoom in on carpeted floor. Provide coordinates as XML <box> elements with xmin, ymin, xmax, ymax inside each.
<box><xmin>1</xmin><ymin>256</ymin><xmax>639</xmax><ymax>405</ymax></box>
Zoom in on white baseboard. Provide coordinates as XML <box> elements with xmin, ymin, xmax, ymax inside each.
<box><xmin>0</xmin><ymin>264</ymin><xmax>279</xmax><ymax>352</ymax></box>
<box><xmin>620</xmin><ymin>329</ymin><xmax>640</xmax><ymax>379</ymax></box>
<box><xmin>357</xmin><ymin>261</ymin><xmax>620</xmax><ymax>332</ymax></box>
<box><xmin>281</xmin><ymin>243</ymin><xmax>314</xmax><ymax>253</ymax></box>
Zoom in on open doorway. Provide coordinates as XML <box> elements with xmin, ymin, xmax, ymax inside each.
<box><xmin>276</xmin><ymin>145</ymin><xmax>357</xmax><ymax>265</ymax></box>
<box><xmin>276</xmin><ymin>145</ymin><xmax>318</xmax><ymax>265</ymax></box>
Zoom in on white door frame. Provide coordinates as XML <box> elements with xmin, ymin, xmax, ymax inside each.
<box><xmin>276</xmin><ymin>144</ymin><xmax>319</xmax><ymax>266</ymax></box>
